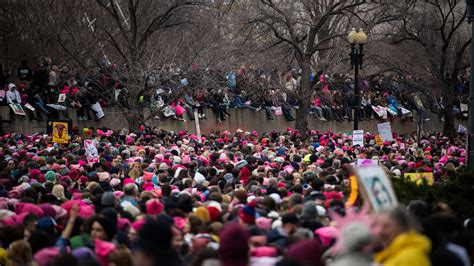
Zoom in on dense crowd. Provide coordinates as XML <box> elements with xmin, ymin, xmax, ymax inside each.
<box><xmin>0</xmin><ymin>126</ymin><xmax>472</xmax><ymax>266</ymax></box>
<box><xmin>0</xmin><ymin>59</ymin><xmax>469</xmax><ymax>123</ymax></box>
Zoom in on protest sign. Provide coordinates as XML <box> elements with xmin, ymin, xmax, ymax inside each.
<box><xmin>352</xmin><ymin>130</ymin><xmax>364</xmax><ymax>146</ymax></box>
<box><xmin>356</xmin><ymin>166</ymin><xmax>398</xmax><ymax>212</ymax></box>
<box><xmin>58</xmin><ymin>93</ymin><xmax>66</xmax><ymax>103</ymax></box>
<box><xmin>51</xmin><ymin>121</ymin><xmax>69</xmax><ymax>144</ymax></box>
<box><xmin>372</xmin><ymin>106</ymin><xmax>387</xmax><ymax>119</ymax></box>
<box><xmin>274</xmin><ymin>106</ymin><xmax>283</xmax><ymax>116</ymax></box>
<box><xmin>404</xmin><ymin>172</ymin><xmax>434</xmax><ymax>186</ymax></box>
<box><xmin>47</xmin><ymin>104</ymin><xmax>67</xmax><ymax>111</ymax></box>
<box><xmin>9</xmin><ymin>104</ymin><xmax>26</xmax><ymax>115</ymax></box>
<box><xmin>24</xmin><ymin>103</ymin><xmax>35</xmax><ymax>111</ymax></box>
<box><xmin>91</xmin><ymin>102</ymin><xmax>105</xmax><ymax>119</ymax></box>
<box><xmin>84</xmin><ymin>139</ymin><xmax>99</xmax><ymax>164</ymax></box>
<box><xmin>355</xmin><ymin>159</ymin><xmax>379</xmax><ymax>167</ymax></box>
<box><xmin>377</xmin><ymin>122</ymin><xmax>393</xmax><ymax>142</ymax></box>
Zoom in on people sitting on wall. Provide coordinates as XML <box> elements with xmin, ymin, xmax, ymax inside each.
<box><xmin>0</xmin><ymin>59</ymin><xmax>469</xmax><ymax>124</ymax></box>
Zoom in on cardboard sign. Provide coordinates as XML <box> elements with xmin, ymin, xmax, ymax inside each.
<box><xmin>58</xmin><ymin>93</ymin><xmax>66</xmax><ymax>103</ymax></box>
<box><xmin>404</xmin><ymin>172</ymin><xmax>434</xmax><ymax>186</ymax></box>
<box><xmin>84</xmin><ymin>139</ymin><xmax>99</xmax><ymax>164</ymax></box>
<box><xmin>352</xmin><ymin>130</ymin><xmax>364</xmax><ymax>146</ymax></box>
<box><xmin>377</xmin><ymin>122</ymin><xmax>393</xmax><ymax>142</ymax></box>
<box><xmin>9</xmin><ymin>104</ymin><xmax>26</xmax><ymax>115</ymax></box>
<box><xmin>375</xmin><ymin>135</ymin><xmax>383</xmax><ymax>146</ymax></box>
<box><xmin>356</xmin><ymin>166</ymin><xmax>398</xmax><ymax>212</ymax></box>
<box><xmin>51</xmin><ymin>121</ymin><xmax>69</xmax><ymax>144</ymax></box>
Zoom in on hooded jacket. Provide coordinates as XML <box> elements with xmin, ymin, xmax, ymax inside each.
<box><xmin>375</xmin><ymin>231</ymin><xmax>431</xmax><ymax>266</ymax></box>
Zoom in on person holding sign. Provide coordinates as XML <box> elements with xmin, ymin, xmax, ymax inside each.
<box><xmin>6</xmin><ymin>83</ymin><xmax>21</xmax><ymax>105</ymax></box>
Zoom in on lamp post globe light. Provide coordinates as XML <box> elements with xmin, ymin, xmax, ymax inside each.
<box><xmin>467</xmin><ymin>0</ymin><xmax>474</xmax><ymax>170</ymax></box>
<box><xmin>348</xmin><ymin>28</ymin><xmax>367</xmax><ymax>131</ymax></box>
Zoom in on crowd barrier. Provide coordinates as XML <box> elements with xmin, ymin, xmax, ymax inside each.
<box><xmin>0</xmin><ymin>106</ymin><xmax>464</xmax><ymax>135</ymax></box>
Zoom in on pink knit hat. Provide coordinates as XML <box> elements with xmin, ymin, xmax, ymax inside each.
<box><xmin>255</xmin><ymin>217</ymin><xmax>272</xmax><ymax>231</ymax></box>
<box><xmin>146</xmin><ymin>199</ymin><xmax>164</xmax><ymax>215</ymax></box>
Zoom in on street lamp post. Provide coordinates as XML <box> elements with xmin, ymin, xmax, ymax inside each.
<box><xmin>348</xmin><ymin>28</ymin><xmax>368</xmax><ymax>131</ymax></box>
<box><xmin>467</xmin><ymin>0</ymin><xmax>474</xmax><ymax>170</ymax></box>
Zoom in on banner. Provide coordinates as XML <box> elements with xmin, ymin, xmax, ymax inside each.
<box><xmin>9</xmin><ymin>104</ymin><xmax>26</xmax><ymax>115</ymax></box>
<box><xmin>377</xmin><ymin>122</ymin><xmax>393</xmax><ymax>142</ymax></box>
<box><xmin>356</xmin><ymin>166</ymin><xmax>398</xmax><ymax>212</ymax></box>
<box><xmin>84</xmin><ymin>139</ymin><xmax>99</xmax><ymax>164</ymax></box>
<box><xmin>52</xmin><ymin>121</ymin><xmax>69</xmax><ymax>144</ymax></box>
<box><xmin>352</xmin><ymin>130</ymin><xmax>364</xmax><ymax>146</ymax></box>
<box><xmin>404</xmin><ymin>172</ymin><xmax>434</xmax><ymax>186</ymax></box>
<box><xmin>91</xmin><ymin>102</ymin><xmax>105</xmax><ymax>119</ymax></box>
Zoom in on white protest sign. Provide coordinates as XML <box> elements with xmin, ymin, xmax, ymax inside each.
<box><xmin>377</xmin><ymin>122</ymin><xmax>393</xmax><ymax>142</ymax></box>
<box><xmin>91</xmin><ymin>102</ymin><xmax>105</xmax><ymax>119</ymax></box>
<box><xmin>356</xmin><ymin>166</ymin><xmax>398</xmax><ymax>212</ymax></box>
<box><xmin>352</xmin><ymin>130</ymin><xmax>364</xmax><ymax>146</ymax></box>
<box><xmin>24</xmin><ymin>103</ymin><xmax>36</xmax><ymax>111</ymax></box>
<box><xmin>84</xmin><ymin>139</ymin><xmax>99</xmax><ymax>164</ymax></box>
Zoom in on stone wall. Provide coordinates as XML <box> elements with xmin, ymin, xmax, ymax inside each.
<box><xmin>0</xmin><ymin>106</ymin><xmax>463</xmax><ymax>135</ymax></box>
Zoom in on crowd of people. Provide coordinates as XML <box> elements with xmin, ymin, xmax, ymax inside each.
<box><xmin>0</xmin><ymin>126</ymin><xmax>472</xmax><ymax>266</ymax></box>
<box><xmin>0</xmin><ymin>59</ymin><xmax>469</xmax><ymax>123</ymax></box>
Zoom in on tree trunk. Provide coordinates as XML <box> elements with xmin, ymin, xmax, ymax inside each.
<box><xmin>442</xmin><ymin>79</ymin><xmax>456</xmax><ymax>140</ymax></box>
<box><xmin>295</xmin><ymin>58</ymin><xmax>312</xmax><ymax>137</ymax></box>
<box><xmin>126</xmin><ymin>99</ymin><xmax>145</xmax><ymax>131</ymax></box>
<box><xmin>443</xmin><ymin>104</ymin><xmax>456</xmax><ymax>140</ymax></box>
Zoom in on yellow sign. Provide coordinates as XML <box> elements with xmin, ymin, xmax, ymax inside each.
<box><xmin>375</xmin><ymin>135</ymin><xmax>383</xmax><ymax>146</ymax></box>
<box><xmin>52</xmin><ymin>121</ymin><xmax>69</xmax><ymax>144</ymax></box>
<box><xmin>404</xmin><ymin>172</ymin><xmax>434</xmax><ymax>186</ymax></box>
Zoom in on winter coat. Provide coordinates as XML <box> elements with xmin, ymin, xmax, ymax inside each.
<box><xmin>374</xmin><ymin>231</ymin><xmax>431</xmax><ymax>266</ymax></box>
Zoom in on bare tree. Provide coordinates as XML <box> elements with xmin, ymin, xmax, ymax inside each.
<box><xmin>387</xmin><ymin>0</ymin><xmax>470</xmax><ymax>139</ymax></box>
<box><xmin>241</xmin><ymin>0</ymin><xmax>401</xmax><ymax>135</ymax></box>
